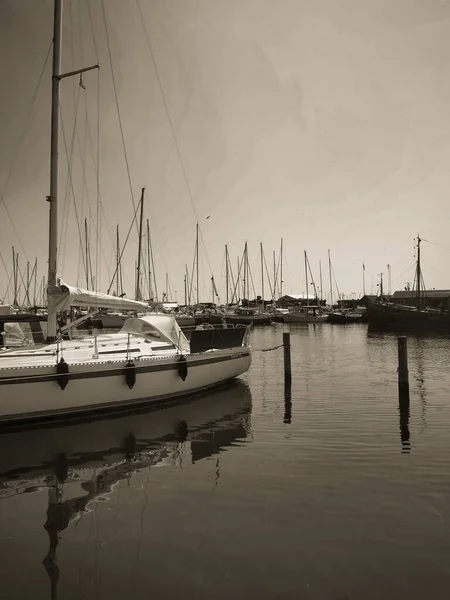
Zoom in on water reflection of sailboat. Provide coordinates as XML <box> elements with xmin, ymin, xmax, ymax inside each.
<box><xmin>0</xmin><ymin>381</ymin><xmax>251</xmax><ymax>599</ymax></box>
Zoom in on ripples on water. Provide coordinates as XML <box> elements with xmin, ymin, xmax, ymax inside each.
<box><xmin>1</xmin><ymin>323</ymin><xmax>450</xmax><ymax>599</ymax></box>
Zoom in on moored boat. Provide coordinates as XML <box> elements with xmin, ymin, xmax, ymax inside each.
<box><xmin>283</xmin><ymin>305</ymin><xmax>328</xmax><ymax>323</ymax></box>
<box><xmin>0</xmin><ymin>314</ymin><xmax>251</xmax><ymax>424</ymax></box>
<box><xmin>225</xmin><ymin>307</ymin><xmax>273</xmax><ymax>325</ymax></box>
<box><xmin>367</xmin><ymin>236</ymin><xmax>450</xmax><ymax>334</ymax></box>
<box><xmin>0</xmin><ymin>0</ymin><xmax>252</xmax><ymax>425</ymax></box>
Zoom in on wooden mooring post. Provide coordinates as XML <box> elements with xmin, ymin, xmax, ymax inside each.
<box><xmin>397</xmin><ymin>336</ymin><xmax>409</xmax><ymax>392</ymax></box>
<box><xmin>283</xmin><ymin>332</ymin><xmax>292</xmax><ymax>387</ymax></box>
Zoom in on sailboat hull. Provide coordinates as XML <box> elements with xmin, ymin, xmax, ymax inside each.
<box><xmin>0</xmin><ymin>348</ymin><xmax>251</xmax><ymax>425</ymax></box>
<box><xmin>367</xmin><ymin>301</ymin><xmax>450</xmax><ymax>334</ymax></box>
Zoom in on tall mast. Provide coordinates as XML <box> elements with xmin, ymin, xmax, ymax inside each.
<box><xmin>260</xmin><ymin>243</ymin><xmax>264</xmax><ymax>309</ymax></box>
<box><xmin>33</xmin><ymin>258</ymin><xmax>38</xmax><ymax>306</ymax></box>
<box><xmin>237</xmin><ymin>257</ymin><xmax>240</xmax><ymax>301</ymax></box>
<box><xmin>146</xmin><ymin>219</ymin><xmax>152</xmax><ymax>302</ymax></box>
<box><xmin>135</xmin><ymin>188</ymin><xmax>145</xmax><ymax>301</ymax></box>
<box><xmin>304</xmin><ymin>250</ymin><xmax>308</xmax><ymax>306</ymax></box>
<box><xmin>225</xmin><ymin>245</ymin><xmax>229</xmax><ymax>308</ymax></box>
<box><xmin>148</xmin><ymin>218</ymin><xmax>158</xmax><ymax>302</ymax></box>
<box><xmin>46</xmin><ymin>0</ymin><xmax>62</xmax><ymax>339</ymax></box>
<box><xmin>185</xmin><ymin>264</ymin><xmax>190</xmax><ymax>307</ymax></box>
<box><xmin>26</xmin><ymin>261</ymin><xmax>31</xmax><ymax>307</ymax></box>
<box><xmin>319</xmin><ymin>260</ymin><xmax>323</xmax><ymax>304</ymax></box>
<box><xmin>84</xmin><ymin>218</ymin><xmax>90</xmax><ymax>289</ymax></box>
<box><xmin>195</xmin><ymin>223</ymin><xmax>199</xmax><ymax>305</ymax></box>
<box><xmin>280</xmin><ymin>238</ymin><xmax>283</xmax><ymax>300</ymax></box>
<box><xmin>415</xmin><ymin>235</ymin><xmax>421</xmax><ymax>310</ymax></box>
<box><xmin>362</xmin><ymin>262</ymin><xmax>366</xmax><ymax>297</ymax></box>
<box><xmin>273</xmin><ymin>250</ymin><xmax>276</xmax><ymax>303</ymax></box>
<box><xmin>116</xmin><ymin>225</ymin><xmax>120</xmax><ymax>295</ymax></box>
<box><xmin>246</xmin><ymin>242</ymin><xmax>250</xmax><ymax>300</ymax></box>
<box><xmin>328</xmin><ymin>249</ymin><xmax>333</xmax><ymax>308</ymax></box>
<box><xmin>45</xmin><ymin>0</ymin><xmax>99</xmax><ymax>339</ymax></box>
<box><xmin>12</xmin><ymin>247</ymin><xmax>17</xmax><ymax>306</ymax></box>
<box><xmin>387</xmin><ymin>264</ymin><xmax>391</xmax><ymax>295</ymax></box>
<box><xmin>165</xmin><ymin>273</ymin><xmax>169</xmax><ymax>301</ymax></box>
<box><xmin>184</xmin><ymin>268</ymin><xmax>187</xmax><ymax>307</ymax></box>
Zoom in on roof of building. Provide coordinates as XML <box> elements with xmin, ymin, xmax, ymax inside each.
<box><xmin>281</xmin><ymin>293</ymin><xmax>310</xmax><ymax>301</ymax></box>
<box><xmin>392</xmin><ymin>289</ymin><xmax>450</xmax><ymax>299</ymax></box>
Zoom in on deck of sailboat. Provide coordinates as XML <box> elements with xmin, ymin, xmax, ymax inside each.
<box><xmin>0</xmin><ymin>333</ymin><xmax>182</xmax><ymax>371</ymax></box>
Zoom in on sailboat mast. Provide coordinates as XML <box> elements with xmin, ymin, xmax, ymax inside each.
<box><xmin>33</xmin><ymin>258</ymin><xmax>38</xmax><ymax>306</ymax></box>
<box><xmin>225</xmin><ymin>245</ymin><xmax>229</xmax><ymax>308</ymax></box>
<box><xmin>116</xmin><ymin>225</ymin><xmax>120</xmax><ymax>295</ymax></box>
<box><xmin>46</xmin><ymin>0</ymin><xmax>63</xmax><ymax>339</ymax></box>
<box><xmin>280</xmin><ymin>238</ymin><xmax>283</xmax><ymax>301</ymax></box>
<box><xmin>362</xmin><ymin>262</ymin><xmax>366</xmax><ymax>297</ymax></box>
<box><xmin>416</xmin><ymin>235</ymin><xmax>421</xmax><ymax>310</ymax></box>
<box><xmin>328</xmin><ymin>249</ymin><xmax>333</xmax><ymax>308</ymax></box>
<box><xmin>319</xmin><ymin>260</ymin><xmax>323</xmax><ymax>304</ymax></box>
<box><xmin>196</xmin><ymin>223</ymin><xmax>199</xmax><ymax>305</ymax></box>
<box><xmin>135</xmin><ymin>188</ymin><xmax>145</xmax><ymax>301</ymax></box>
<box><xmin>304</xmin><ymin>250</ymin><xmax>308</xmax><ymax>306</ymax></box>
<box><xmin>26</xmin><ymin>261</ymin><xmax>30</xmax><ymax>307</ymax></box>
<box><xmin>260</xmin><ymin>242</ymin><xmax>264</xmax><ymax>309</ymax></box>
<box><xmin>237</xmin><ymin>257</ymin><xmax>240</xmax><ymax>301</ymax></box>
<box><xmin>273</xmin><ymin>250</ymin><xmax>276</xmax><ymax>303</ymax></box>
<box><xmin>12</xmin><ymin>247</ymin><xmax>17</xmax><ymax>306</ymax></box>
<box><xmin>184</xmin><ymin>268</ymin><xmax>187</xmax><ymax>307</ymax></box>
<box><xmin>84</xmin><ymin>218</ymin><xmax>90</xmax><ymax>289</ymax></box>
<box><xmin>146</xmin><ymin>219</ymin><xmax>152</xmax><ymax>302</ymax></box>
<box><xmin>185</xmin><ymin>264</ymin><xmax>190</xmax><ymax>307</ymax></box>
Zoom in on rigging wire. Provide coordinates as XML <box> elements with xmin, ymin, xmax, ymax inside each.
<box><xmin>0</xmin><ymin>41</ymin><xmax>52</xmax><ymax>261</ymax></box>
<box><xmin>421</xmin><ymin>238</ymin><xmax>450</xmax><ymax>252</ymax></box>
<box><xmin>106</xmin><ymin>199</ymin><xmax>143</xmax><ymax>294</ymax></box>
<box><xmin>135</xmin><ymin>0</ymin><xmax>198</xmax><ymax>224</ymax></box>
<box><xmin>59</xmin><ymin>83</ymin><xmax>83</xmax><ymax>276</ymax></box>
<box><xmin>136</xmin><ymin>0</ymin><xmax>219</xmax><ymax>291</ymax></box>
<box><xmin>101</xmin><ymin>0</ymin><xmax>138</xmax><ymax>229</ymax></box>
<box><xmin>59</xmin><ymin>104</ymin><xmax>85</xmax><ymax>280</ymax></box>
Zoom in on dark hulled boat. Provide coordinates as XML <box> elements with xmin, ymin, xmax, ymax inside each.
<box><xmin>367</xmin><ymin>236</ymin><xmax>450</xmax><ymax>334</ymax></box>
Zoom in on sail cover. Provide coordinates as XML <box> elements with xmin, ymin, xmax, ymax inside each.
<box><xmin>120</xmin><ymin>315</ymin><xmax>190</xmax><ymax>353</ymax></box>
<box><xmin>47</xmin><ymin>280</ymin><xmax>149</xmax><ymax>314</ymax></box>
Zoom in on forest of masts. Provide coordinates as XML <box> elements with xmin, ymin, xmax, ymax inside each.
<box><xmin>1</xmin><ymin>192</ymin><xmax>372</xmax><ymax>309</ymax></box>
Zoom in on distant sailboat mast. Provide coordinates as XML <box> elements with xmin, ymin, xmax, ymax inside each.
<box><xmin>260</xmin><ymin>242</ymin><xmax>264</xmax><ymax>309</ymax></box>
<box><xmin>328</xmin><ymin>249</ymin><xmax>333</xmax><ymax>308</ymax></box>
<box><xmin>415</xmin><ymin>235</ymin><xmax>421</xmax><ymax>310</ymax></box>
<box><xmin>135</xmin><ymin>188</ymin><xmax>145</xmax><ymax>301</ymax></box>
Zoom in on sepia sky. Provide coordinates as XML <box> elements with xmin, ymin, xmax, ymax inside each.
<box><xmin>1</xmin><ymin>0</ymin><xmax>450</xmax><ymax>304</ymax></box>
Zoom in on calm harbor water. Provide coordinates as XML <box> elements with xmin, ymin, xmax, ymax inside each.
<box><xmin>1</xmin><ymin>323</ymin><xmax>450</xmax><ymax>599</ymax></box>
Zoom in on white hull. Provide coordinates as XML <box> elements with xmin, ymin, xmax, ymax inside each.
<box><xmin>0</xmin><ymin>347</ymin><xmax>251</xmax><ymax>423</ymax></box>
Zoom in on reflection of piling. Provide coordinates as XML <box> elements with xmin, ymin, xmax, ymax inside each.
<box><xmin>397</xmin><ymin>337</ymin><xmax>410</xmax><ymax>452</ymax></box>
<box><xmin>399</xmin><ymin>386</ymin><xmax>410</xmax><ymax>453</ymax></box>
<box><xmin>283</xmin><ymin>332</ymin><xmax>292</xmax><ymax>387</ymax></box>
<box><xmin>284</xmin><ymin>386</ymin><xmax>292</xmax><ymax>424</ymax></box>
<box><xmin>397</xmin><ymin>336</ymin><xmax>409</xmax><ymax>392</ymax></box>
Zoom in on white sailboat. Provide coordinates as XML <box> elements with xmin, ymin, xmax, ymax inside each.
<box><xmin>0</xmin><ymin>0</ymin><xmax>251</xmax><ymax>425</ymax></box>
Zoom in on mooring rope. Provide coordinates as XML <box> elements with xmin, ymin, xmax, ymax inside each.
<box><xmin>252</xmin><ymin>344</ymin><xmax>284</xmax><ymax>353</ymax></box>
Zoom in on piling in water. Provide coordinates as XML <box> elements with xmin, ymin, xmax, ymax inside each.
<box><xmin>397</xmin><ymin>336</ymin><xmax>409</xmax><ymax>391</ymax></box>
<box><xmin>283</xmin><ymin>332</ymin><xmax>292</xmax><ymax>387</ymax></box>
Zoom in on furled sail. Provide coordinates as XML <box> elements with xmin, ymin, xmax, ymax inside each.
<box><xmin>47</xmin><ymin>279</ymin><xmax>149</xmax><ymax>314</ymax></box>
